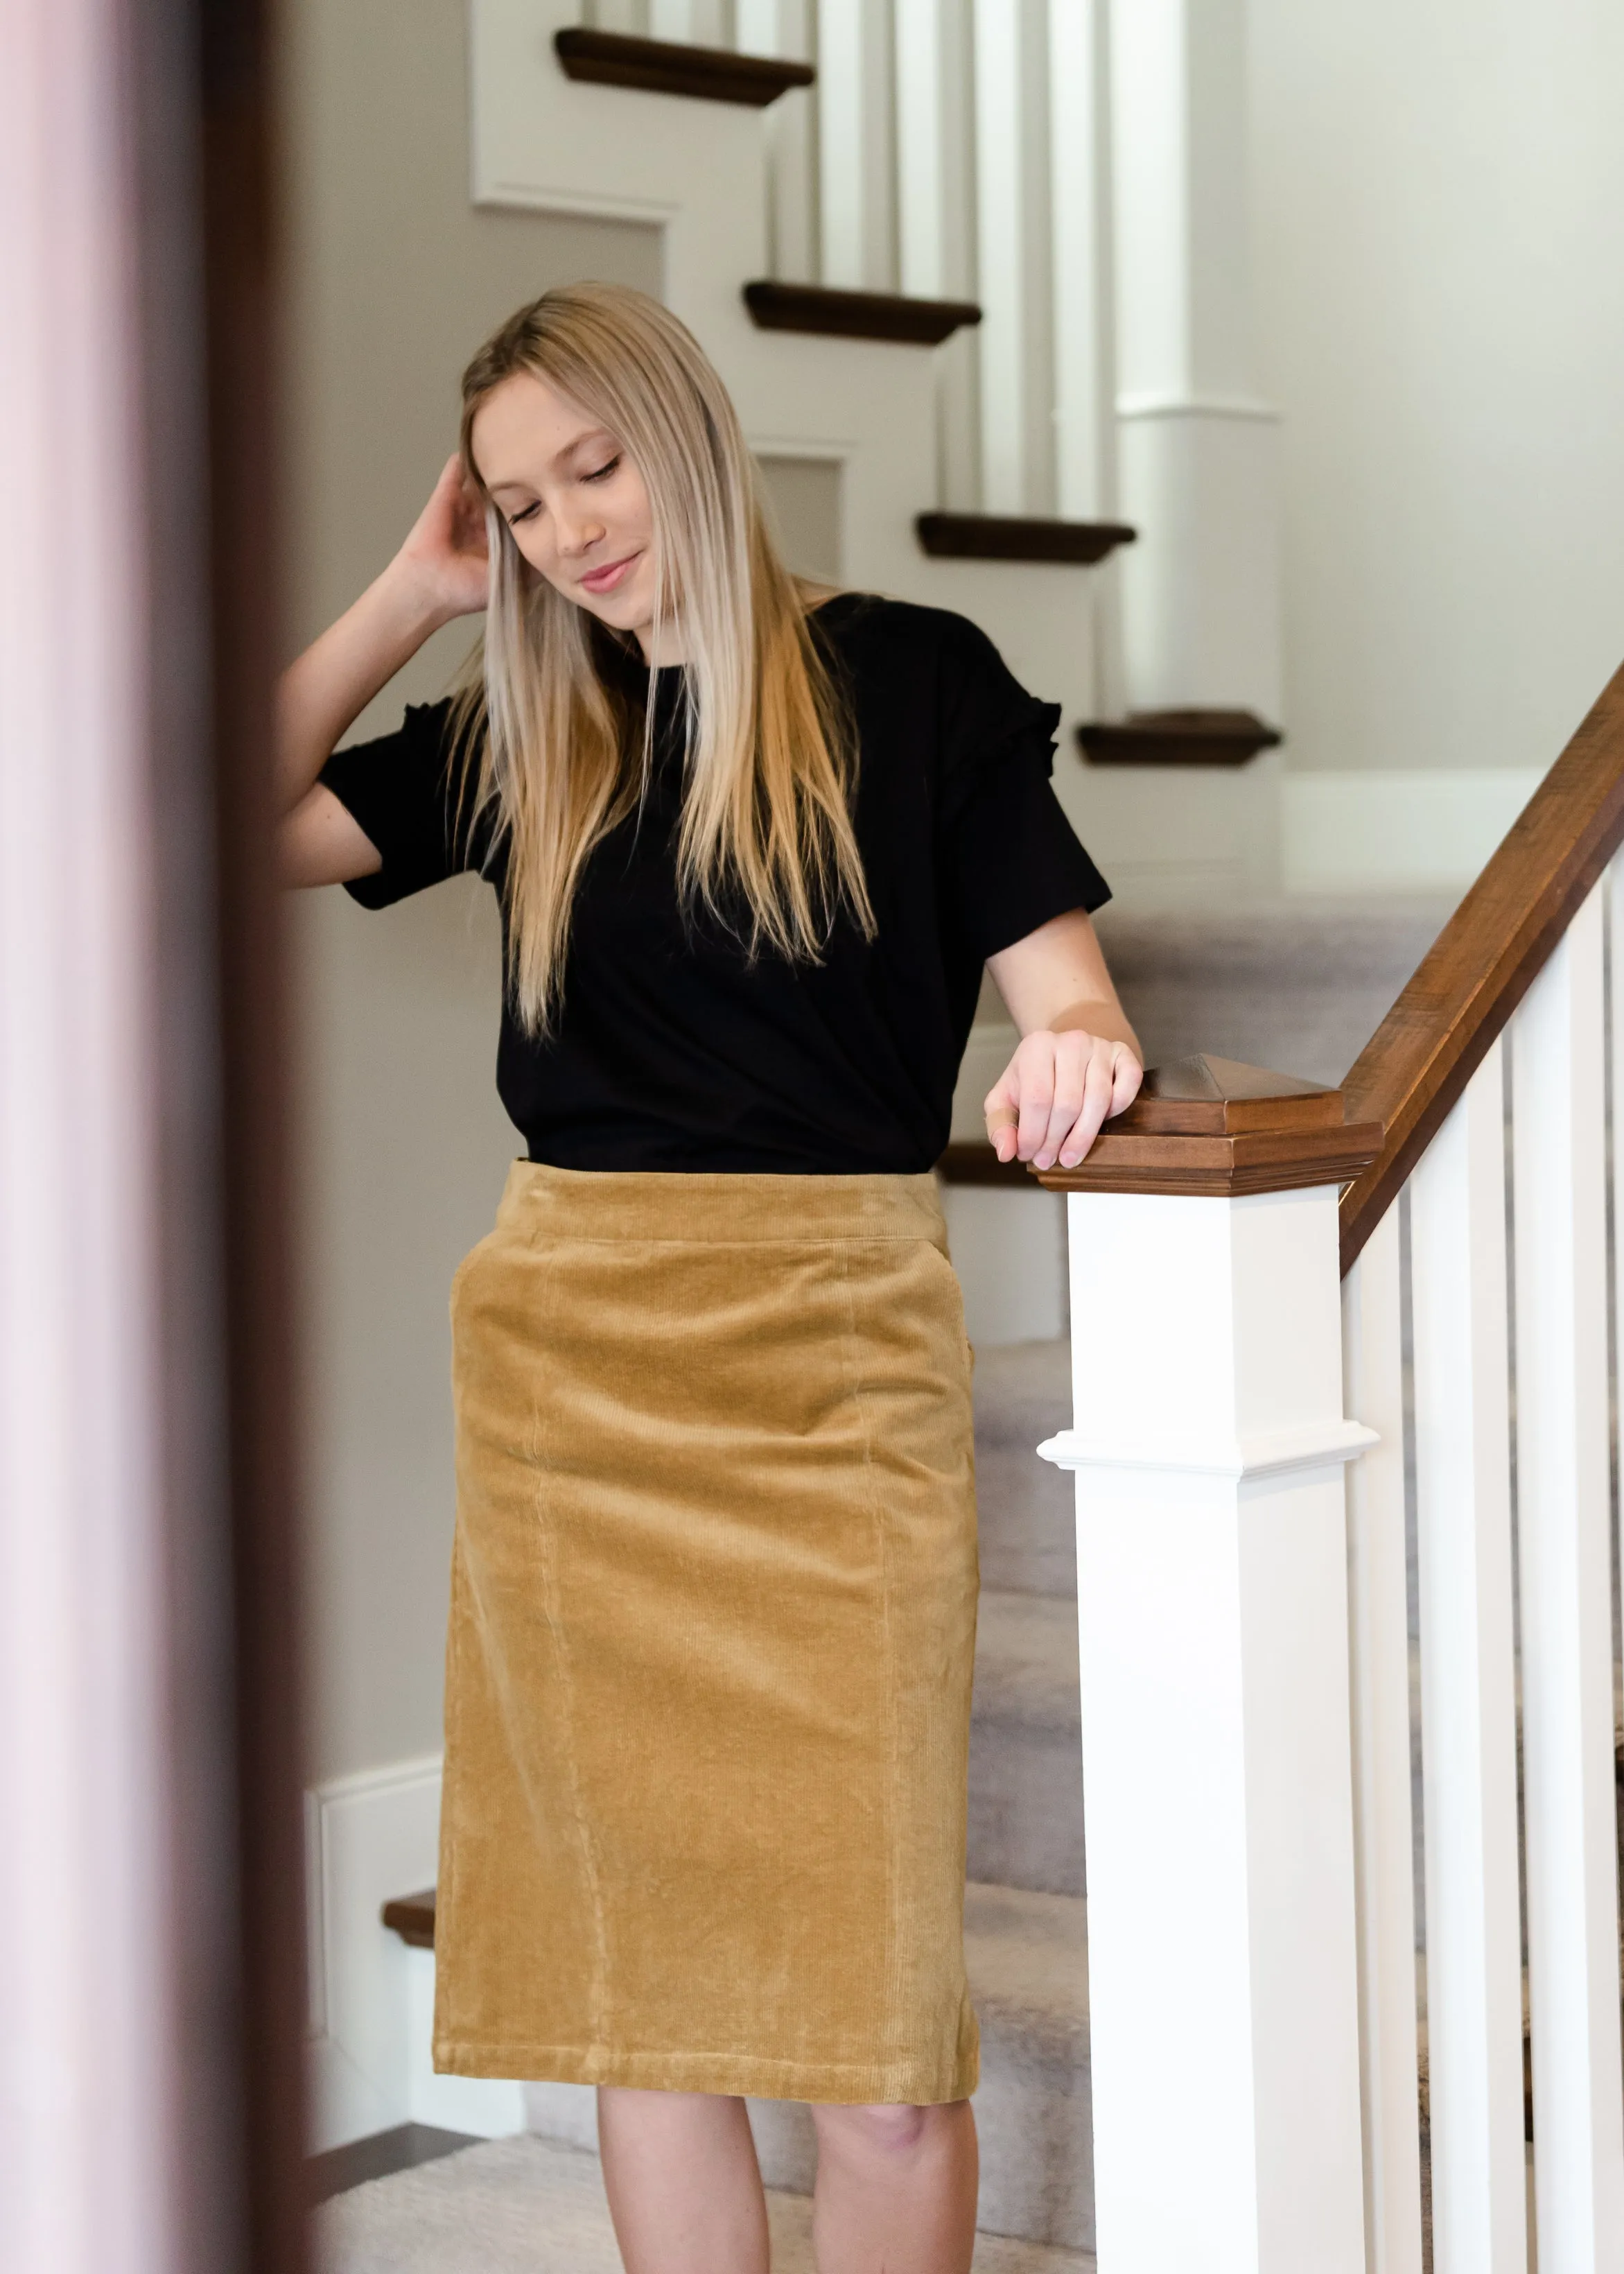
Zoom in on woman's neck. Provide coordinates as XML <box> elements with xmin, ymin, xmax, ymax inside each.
<box><xmin>634</xmin><ymin>615</ymin><xmax>687</xmax><ymax>669</ymax></box>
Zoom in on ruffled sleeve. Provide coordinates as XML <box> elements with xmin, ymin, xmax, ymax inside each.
<box><xmin>934</xmin><ymin>617</ymin><xmax>1110</xmax><ymax>962</ymax></box>
<box><xmin>318</xmin><ymin>697</ymin><xmax>493</xmax><ymax>910</ymax></box>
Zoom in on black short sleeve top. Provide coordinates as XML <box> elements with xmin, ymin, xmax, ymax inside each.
<box><xmin>318</xmin><ymin>591</ymin><xmax>1110</xmax><ymax>1172</ymax></box>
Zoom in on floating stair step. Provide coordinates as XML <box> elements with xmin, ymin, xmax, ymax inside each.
<box><xmin>970</xmin><ymin>1590</ymin><xmax>1084</xmax><ymax>1897</ymax></box>
<box><xmin>916</xmin><ymin>512</ymin><xmax>1135</xmax><ymax>566</ymax></box>
<box><xmin>937</xmin><ymin>1140</ymin><xmax>1032</xmax><ymax>1187</ymax></box>
<box><xmin>742</xmin><ymin>279</ymin><xmax>981</xmax><ymax>345</ymax></box>
<box><xmin>1076</xmin><ymin>708</ymin><xmax>1282</xmax><ymax>767</ymax></box>
<box><xmin>553</xmin><ymin>27</ymin><xmax>813</xmax><ymax>108</ymax></box>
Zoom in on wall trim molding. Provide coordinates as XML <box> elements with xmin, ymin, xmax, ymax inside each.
<box><xmin>1116</xmin><ymin>391</ymin><xmax>1280</xmax><ymax>424</ymax></box>
<box><xmin>473</xmin><ymin>175</ymin><xmax>677</xmax><ymax>225</ymax></box>
<box><xmin>746</xmin><ymin>431</ymin><xmax>855</xmax><ymax>463</ymax></box>
<box><xmin>304</xmin><ymin>1754</ymin><xmax>525</xmax><ymax>2153</ymax></box>
<box><xmin>1038</xmin><ymin>1416</ymin><xmax>1378</xmax><ymax>1481</ymax></box>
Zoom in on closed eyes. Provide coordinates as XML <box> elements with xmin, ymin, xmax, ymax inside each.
<box><xmin>504</xmin><ymin>456</ymin><xmax>622</xmax><ymax>529</ymax></box>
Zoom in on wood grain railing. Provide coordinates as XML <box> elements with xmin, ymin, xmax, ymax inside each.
<box><xmin>1338</xmin><ymin>658</ymin><xmax>1624</xmax><ymax>1272</ymax></box>
<box><xmin>998</xmin><ymin>656</ymin><xmax>1624</xmax><ymax>1246</ymax></box>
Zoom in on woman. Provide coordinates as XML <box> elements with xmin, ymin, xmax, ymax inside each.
<box><xmin>279</xmin><ymin>282</ymin><xmax>1140</xmax><ymax>2274</ymax></box>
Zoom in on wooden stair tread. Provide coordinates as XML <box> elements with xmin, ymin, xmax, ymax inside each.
<box><xmin>554</xmin><ymin>28</ymin><xmax>814</xmax><ymax>108</ymax></box>
<box><xmin>1076</xmin><ymin>710</ymin><xmax>1283</xmax><ymax>767</ymax></box>
<box><xmin>742</xmin><ymin>280</ymin><xmax>981</xmax><ymax>346</ymax></box>
<box><xmin>381</xmin><ymin>1888</ymin><xmax>437</xmax><ymax>1949</ymax></box>
<box><xmin>937</xmin><ymin>1141</ymin><xmax>1031</xmax><ymax>1188</ymax></box>
<box><xmin>916</xmin><ymin>512</ymin><xmax>1135</xmax><ymax>566</ymax></box>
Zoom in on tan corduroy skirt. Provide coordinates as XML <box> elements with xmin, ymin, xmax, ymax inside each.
<box><xmin>431</xmin><ymin>1161</ymin><xmax>981</xmax><ymax>2105</ymax></box>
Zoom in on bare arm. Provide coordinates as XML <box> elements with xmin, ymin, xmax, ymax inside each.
<box><xmin>277</xmin><ymin>455</ymin><xmax>489</xmax><ymax>887</ymax></box>
<box><xmin>982</xmin><ymin>907</ymin><xmax>1143</xmax><ymax>1169</ymax></box>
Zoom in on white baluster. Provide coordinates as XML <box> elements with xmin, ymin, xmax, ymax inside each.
<box><xmin>971</xmin><ymin>0</ymin><xmax>1047</xmax><ymax>512</ymax></box>
<box><xmin>1343</xmin><ymin>1204</ymin><xmax>1425</xmax><ymax>2274</ymax></box>
<box><xmin>649</xmin><ymin>0</ymin><xmax>726</xmax><ymax>44</ymax></box>
<box><xmin>1408</xmin><ymin>1040</ymin><xmax>1528</xmax><ymax>2273</ymax></box>
<box><xmin>733</xmin><ymin>0</ymin><xmax>776</xmax><ymax>53</ymax></box>
<box><xmin>896</xmin><ymin>0</ymin><xmax>988</xmax><ymax>510</ymax></box>
<box><xmin>816</xmin><ymin>0</ymin><xmax>895</xmax><ymax>291</ymax></box>
<box><xmin>1108</xmin><ymin>0</ymin><xmax>1280</xmax><ymax>716</ymax></box>
<box><xmin>893</xmin><ymin>0</ymin><xmax>947</xmax><ymax>297</ymax></box>
<box><xmin>589</xmin><ymin>0</ymin><xmax>646</xmax><ymax>34</ymax></box>
<box><xmin>1510</xmin><ymin>886</ymin><xmax>1624</xmax><ymax>2268</ymax></box>
<box><xmin>739</xmin><ymin>0</ymin><xmax>817</xmax><ymax>282</ymax></box>
<box><xmin>1048</xmin><ymin>0</ymin><xmax>1111</xmax><ymax>521</ymax></box>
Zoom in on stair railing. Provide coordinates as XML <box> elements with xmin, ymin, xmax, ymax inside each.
<box><xmin>1038</xmin><ymin>661</ymin><xmax>1624</xmax><ymax>2271</ymax></box>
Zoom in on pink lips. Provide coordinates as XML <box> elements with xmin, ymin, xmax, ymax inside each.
<box><xmin>579</xmin><ymin>551</ymin><xmax>639</xmax><ymax>596</ymax></box>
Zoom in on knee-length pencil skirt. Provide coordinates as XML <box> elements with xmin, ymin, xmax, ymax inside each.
<box><xmin>431</xmin><ymin>1161</ymin><xmax>981</xmax><ymax>2105</ymax></box>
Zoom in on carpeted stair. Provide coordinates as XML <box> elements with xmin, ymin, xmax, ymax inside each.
<box><xmin>1094</xmin><ymin>896</ymin><xmax>1457</xmax><ymax>1090</ymax></box>
<box><xmin>313</xmin><ymin>2130</ymin><xmax>1092</xmax><ymax>2272</ymax></box>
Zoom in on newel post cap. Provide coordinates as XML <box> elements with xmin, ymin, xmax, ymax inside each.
<box><xmin>1033</xmin><ymin>1054</ymin><xmax>1383</xmax><ymax>1197</ymax></box>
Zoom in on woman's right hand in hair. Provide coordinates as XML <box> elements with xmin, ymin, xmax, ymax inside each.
<box><xmin>394</xmin><ymin>453</ymin><xmax>491</xmax><ymax>623</ymax></box>
<box><xmin>274</xmin><ymin>456</ymin><xmax>491</xmax><ymax>887</ymax></box>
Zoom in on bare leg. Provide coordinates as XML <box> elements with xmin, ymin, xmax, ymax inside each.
<box><xmin>809</xmin><ymin>2100</ymin><xmax>979</xmax><ymax>2273</ymax></box>
<box><xmin>597</xmin><ymin>2087</ymin><xmax>771</xmax><ymax>2274</ymax></box>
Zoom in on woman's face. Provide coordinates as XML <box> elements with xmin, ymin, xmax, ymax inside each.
<box><xmin>471</xmin><ymin>371</ymin><xmax>667</xmax><ymax>657</ymax></box>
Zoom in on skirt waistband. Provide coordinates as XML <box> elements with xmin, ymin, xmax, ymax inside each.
<box><xmin>494</xmin><ymin>1159</ymin><xmax>948</xmax><ymax>1245</ymax></box>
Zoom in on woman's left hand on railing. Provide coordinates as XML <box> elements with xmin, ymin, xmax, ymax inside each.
<box><xmin>984</xmin><ymin>1029</ymin><xmax>1143</xmax><ymax>1170</ymax></box>
<box><xmin>983</xmin><ymin>909</ymin><xmax>1144</xmax><ymax>1170</ymax></box>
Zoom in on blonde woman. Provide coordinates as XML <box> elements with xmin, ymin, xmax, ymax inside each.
<box><xmin>279</xmin><ymin>283</ymin><xmax>1140</xmax><ymax>2274</ymax></box>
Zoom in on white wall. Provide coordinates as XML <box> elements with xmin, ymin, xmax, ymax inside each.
<box><xmin>285</xmin><ymin>3</ymin><xmax>879</xmax><ymax>1789</ymax></box>
<box><xmin>1249</xmin><ymin>0</ymin><xmax>1624</xmax><ymax>784</ymax></box>
<box><xmin>282</xmin><ymin>0</ymin><xmax>665</xmax><ymax>1788</ymax></box>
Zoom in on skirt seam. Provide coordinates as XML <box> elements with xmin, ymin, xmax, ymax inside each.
<box><xmin>527</xmin><ymin>1267</ymin><xmax>613</xmax><ymax>2051</ymax></box>
<box><xmin>834</xmin><ymin>1238</ymin><xmax>905</xmax><ymax>2083</ymax></box>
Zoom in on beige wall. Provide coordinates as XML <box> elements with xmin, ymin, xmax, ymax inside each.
<box><xmin>1250</xmin><ymin>0</ymin><xmax>1624</xmax><ymax>777</ymax></box>
<box><xmin>283</xmin><ymin>0</ymin><xmax>666</xmax><ymax>1785</ymax></box>
<box><xmin>286</xmin><ymin>0</ymin><xmax>855</xmax><ymax>1787</ymax></box>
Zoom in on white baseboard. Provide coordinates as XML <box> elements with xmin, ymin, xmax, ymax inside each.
<box><xmin>1281</xmin><ymin>767</ymin><xmax>1542</xmax><ymax>894</ymax></box>
<box><xmin>305</xmin><ymin>1753</ymin><xmax>525</xmax><ymax>2153</ymax></box>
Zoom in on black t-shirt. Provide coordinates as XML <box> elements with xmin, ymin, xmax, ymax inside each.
<box><xmin>319</xmin><ymin>591</ymin><xmax>1109</xmax><ymax>1172</ymax></box>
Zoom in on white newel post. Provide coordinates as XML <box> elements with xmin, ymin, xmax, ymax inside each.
<box><xmin>1038</xmin><ymin>1063</ymin><xmax>1379</xmax><ymax>2273</ymax></box>
<box><xmin>1108</xmin><ymin>0</ymin><xmax>1282</xmax><ymax>725</ymax></box>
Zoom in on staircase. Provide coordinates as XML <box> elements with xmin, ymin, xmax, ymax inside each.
<box><xmin>349</xmin><ymin>11</ymin><xmax>1467</xmax><ymax>2262</ymax></box>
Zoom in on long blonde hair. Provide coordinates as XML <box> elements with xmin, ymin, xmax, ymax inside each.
<box><xmin>453</xmin><ymin>281</ymin><xmax>873</xmax><ymax>1034</ymax></box>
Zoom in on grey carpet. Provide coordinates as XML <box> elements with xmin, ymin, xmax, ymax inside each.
<box><xmin>1092</xmin><ymin>895</ymin><xmax>1456</xmax><ymax>1088</ymax></box>
<box><xmin>312</xmin><ymin>2132</ymin><xmax>1096</xmax><ymax>2271</ymax></box>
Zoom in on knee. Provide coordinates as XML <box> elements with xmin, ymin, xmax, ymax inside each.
<box><xmin>813</xmin><ymin>2101</ymin><xmax>937</xmax><ymax>2162</ymax></box>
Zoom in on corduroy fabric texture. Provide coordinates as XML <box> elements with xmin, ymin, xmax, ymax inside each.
<box><xmin>433</xmin><ymin>1161</ymin><xmax>981</xmax><ymax>2105</ymax></box>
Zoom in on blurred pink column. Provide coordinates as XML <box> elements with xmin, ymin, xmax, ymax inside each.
<box><xmin>0</xmin><ymin>3</ymin><xmax>185</xmax><ymax>2268</ymax></box>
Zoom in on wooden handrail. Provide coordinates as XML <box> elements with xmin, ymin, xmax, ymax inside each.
<box><xmin>1034</xmin><ymin>1054</ymin><xmax>1382</xmax><ymax>1198</ymax></box>
<box><xmin>1338</xmin><ymin>658</ymin><xmax>1624</xmax><ymax>1274</ymax></box>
